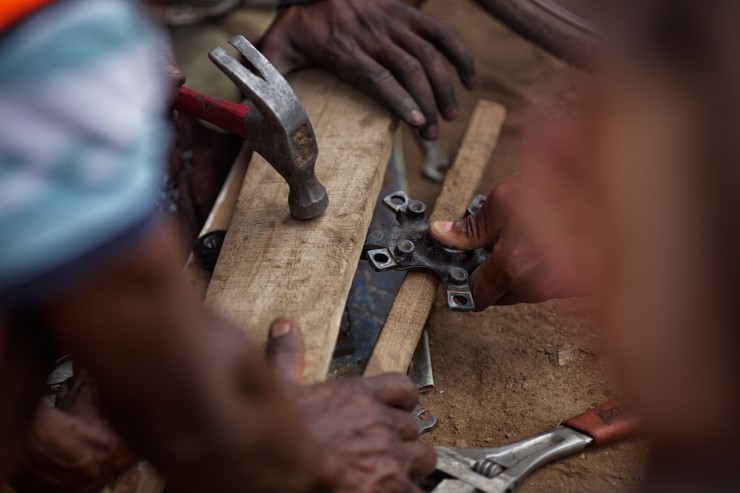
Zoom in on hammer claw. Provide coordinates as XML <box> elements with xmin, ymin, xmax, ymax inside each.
<box><xmin>228</xmin><ymin>35</ymin><xmax>283</xmax><ymax>84</ymax></box>
<box><xmin>208</xmin><ymin>47</ymin><xmax>267</xmax><ymax>100</ymax></box>
<box><xmin>208</xmin><ymin>36</ymin><xmax>329</xmax><ymax>220</ymax></box>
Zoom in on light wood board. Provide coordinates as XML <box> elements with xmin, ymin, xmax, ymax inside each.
<box><xmin>206</xmin><ymin>70</ymin><xmax>397</xmax><ymax>383</ymax></box>
<box><xmin>184</xmin><ymin>144</ymin><xmax>251</xmax><ymax>299</ymax></box>
<box><xmin>364</xmin><ymin>100</ymin><xmax>506</xmax><ymax>377</ymax></box>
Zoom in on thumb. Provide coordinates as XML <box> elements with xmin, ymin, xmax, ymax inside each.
<box><xmin>266</xmin><ymin>318</ymin><xmax>305</xmax><ymax>384</ymax></box>
<box><xmin>429</xmin><ymin>200</ymin><xmax>500</xmax><ymax>251</ymax></box>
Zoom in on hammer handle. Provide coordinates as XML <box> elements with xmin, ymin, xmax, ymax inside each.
<box><xmin>563</xmin><ymin>399</ymin><xmax>639</xmax><ymax>446</ymax></box>
<box><xmin>173</xmin><ymin>86</ymin><xmax>250</xmax><ymax>139</ymax></box>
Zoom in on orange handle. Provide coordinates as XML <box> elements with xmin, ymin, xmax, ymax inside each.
<box><xmin>563</xmin><ymin>399</ymin><xmax>639</xmax><ymax>446</ymax></box>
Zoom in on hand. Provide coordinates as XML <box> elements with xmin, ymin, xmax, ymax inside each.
<box><xmin>11</xmin><ymin>369</ymin><xmax>136</xmax><ymax>493</ymax></box>
<box><xmin>267</xmin><ymin>319</ymin><xmax>436</xmax><ymax>493</ymax></box>
<box><xmin>429</xmin><ymin>173</ymin><xmax>595</xmax><ymax>309</ymax></box>
<box><xmin>258</xmin><ymin>0</ymin><xmax>477</xmax><ymax>140</ymax></box>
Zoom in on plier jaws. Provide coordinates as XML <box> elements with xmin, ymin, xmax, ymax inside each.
<box><xmin>433</xmin><ymin>427</ymin><xmax>592</xmax><ymax>492</ymax></box>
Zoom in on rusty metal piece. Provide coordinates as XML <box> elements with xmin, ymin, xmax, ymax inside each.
<box><xmin>362</xmin><ymin>191</ymin><xmax>488</xmax><ymax>312</ymax></box>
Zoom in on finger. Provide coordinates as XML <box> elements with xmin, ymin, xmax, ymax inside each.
<box><xmin>362</xmin><ymin>373</ymin><xmax>419</xmax><ymax>411</ymax></box>
<box><xmin>256</xmin><ymin>27</ymin><xmax>309</xmax><ymax>75</ymax></box>
<box><xmin>391</xmin><ymin>28</ymin><xmax>458</xmax><ymax>120</ymax></box>
<box><xmin>407</xmin><ymin>10</ymin><xmax>477</xmax><ymax>90</ymax></box>
<box><xmin>402</xmin><ymin>441</ymin><xmax>437</xmax><ymax>480</ymax></box>
<box><xmin>362</xmin><ymin>39</ymin><xmax>439</xmax><ymax>140</ymax></box>
<box><xmin>429</xmin><ymin>193</ymin><xmax>502</xmax><ymax>251</ymax></box>
<box><xmin>469</xmin><ymin>251</ymin><xmax>510</xmax><ymax>311</ymax></box>
<box><xmin>391</xmin><ymin>409</ymin><xmax>422</xmax><ymax>441</ymax></box>
<box><xmin>341</xmin><ymin>48</ymin><xmax>427</xmax><ymax>129</ymax></box>
<box><xmin>265</xmin><ymin>318</ymin><xmax>304</xmax><ymax>383</ymax></box>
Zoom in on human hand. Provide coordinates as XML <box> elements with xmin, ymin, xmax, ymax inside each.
<box><xmin>11</xmin><ymin>369</ymin><xmax>136</xmax><ymax>493</ymax></box>
<box><xmin>258</xmin><ymin>0</ymin><xmax>477</xmax><ymax>140</ymax></box>
<box><xmin>429</xmin><ymin>173</ymin><xmax>594</xmax><ymax>309</ymax></box>
<box><xmin>267</xmin><ymin>318</ymin><xmax>436</xmax><ymax>493</ymax></box>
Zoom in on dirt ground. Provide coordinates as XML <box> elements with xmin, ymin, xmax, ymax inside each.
<box><xmin>405</xmin><ymin>2</ymin><xmax>648</xmax><ymax>492</ymax></box>
<box><xmin>172</xmin><ymin>1</ymin><xmax>648</xmax><ymax>491</ymax></box>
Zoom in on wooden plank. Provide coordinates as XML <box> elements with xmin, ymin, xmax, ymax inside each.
<box><xmin>364</xmin><ymin>100</ymin><xmax>506</xmax><ymax>377</ymax></box>
<box><xmin>184</xmin><ymin>144</ymin><xmax>251</xmax><ymax>300</ymax></box>
<box><xmin>206</xmin><ymin>70</ymin><xmax>397</xmax><ymax>383</ymax></box>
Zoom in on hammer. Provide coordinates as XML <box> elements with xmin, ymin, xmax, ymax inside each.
<box><xmin>171</xmin><ymin>36</ymin><xmax>329</xmax><ymax>220</ymax></box>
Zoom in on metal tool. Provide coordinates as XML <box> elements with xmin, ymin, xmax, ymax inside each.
<box><xmin>421</xmin><ymin>139</ymin><xmax>451</xmax><ymax>182</ymax></box>
<box><xmin>43</xmin><ymin>354</ymin><xmax>73</xmax><ymax>406</ymax></box>
<box><xmin>171</xmin><ymin>36</ymin><xmax>328</xmax><ymax>220</ymax></box>
<box><xmin>430</xmin><ymin>399</ymin><xmax>638</xmax><ymax>493</ymax></box>
<box><xmin>363</xmin><ymin>191</ymin><xmax>488</xmax><ymax>311</ymax></box>
<box><xmin>409</xmin><ymin>329</ymin><xmax>435</xmax><ymax>390</ymax></box>
<box><xmin>413</xmin><ymin>408</ymin><xmax>439</xmax><ymax>437</ymax></box>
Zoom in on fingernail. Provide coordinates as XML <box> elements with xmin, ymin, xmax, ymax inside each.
<box><xmin>425</xmin><ymin>125</ymin><xmax>438</xmax><ymax>140</ymax></box>
<box><xmin>445</xmin><ymin>107</ymin><xmax>458</xmax><ymax>120</ymax></box>
<box><xmin>271</xmin><ymin>321</ymin><xmax>292</xmax><ymax>338</ymax></box>
<box><xmin>432</xmin><ymin>221</ymin><xmax>454</xmax><ymax>234</ymax></box>
<box><xmin>409</xmin><ymin>109</ymin><xmax>426</xmax><ymax>126</ymax></box>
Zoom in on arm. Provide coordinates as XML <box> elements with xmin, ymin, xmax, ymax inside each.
<box><xmin>37</xmin><ymin>222</ymin><xmax>433</xmax><ymax>493</ymax></box>
<box><xmin>37</xmin><ymin>222</ymin><xmax>335</xmax><ymax>492</ymax></box>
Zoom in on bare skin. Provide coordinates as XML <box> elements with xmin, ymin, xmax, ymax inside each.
<box><xmin>0</xmin><ymin>222</ymin><xmax>434</xmax><ymax>492</ymax></box>
<box><xmin>258</xmin><ymin>0</ymin><xmax>477</xmax><ymax>140</ymax></box>
<box><xmin>11</xmin><ymin>370</ymin><xmax>136</xmax><ymax>492</ymax></box>
<box><xmin>428</xmin><ymin>105</ymin><xmax>598</xmax><ymax>309</ymax></box>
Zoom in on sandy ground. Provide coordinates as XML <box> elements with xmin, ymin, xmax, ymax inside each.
<box><xmin>171</xmin><ymin>1</ymin><xmax>648</xmax><ymax>491</ymax></box>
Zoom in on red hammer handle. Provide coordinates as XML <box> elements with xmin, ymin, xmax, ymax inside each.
<box><xmin>563</xmin><ymin>399</ymin><xmax>640</xmax><ymax>446</ymax></box>
<box><xmin>172</xmin><ymin>86</ymin><xmax>250</xmax><ymax>139</ymax></box>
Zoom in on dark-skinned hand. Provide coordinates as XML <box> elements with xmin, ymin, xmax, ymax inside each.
<box><xmin>266</xmin><ymin>318</ymin><xmax>436</xmax><ymax>493</ymax></box>
<box><xmin>11</xmin><ymin>369</ymin><xmax>136</xmax><ymax>493</ymax></box>
<box><xmin>429</xmin><ymin>171</ymin><xmax>596</xmax><ymax>310</ymax></box>
<box><xmin>428</xmin><ymin>92</ymin><xmax>598</xmax><ymax>309</ymax></box>
<box><xmin>258</xmin><ymin>0</ymin><xmax>477</xmax><ymax>140</ymax></box>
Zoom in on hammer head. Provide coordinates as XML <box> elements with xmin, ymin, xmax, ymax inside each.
<box><xmin>209</xmin><ymin>36</ymin><xmax>328</xmax><ymax>220</ymax></box>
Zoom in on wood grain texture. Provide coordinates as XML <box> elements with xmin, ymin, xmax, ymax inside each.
<box><xmin>206</xmin><ymin>70</ymin><xmax>397</xmax><ymax>383</ymax></box>
<box><xmin>364</xmin><ymin>100</ymin><xmax>506</xmax><ymax>377</ymax></box>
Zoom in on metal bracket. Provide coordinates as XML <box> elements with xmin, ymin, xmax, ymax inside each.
<box><xmin>362</xmin><ymin>191</ymin><xmax>488</xmax><ymax>312</ymax></box>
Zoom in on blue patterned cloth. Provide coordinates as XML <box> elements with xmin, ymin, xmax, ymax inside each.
<box><xmin>0</xmin><ymin>0</ymin><xmax>171</xmax><ymax>305</ymax></box>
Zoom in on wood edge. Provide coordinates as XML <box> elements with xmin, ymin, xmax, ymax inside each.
<box><xmin>363</xmin><ymin>100</ymin><xmax>507</xmax><ymax>377</ymax></box>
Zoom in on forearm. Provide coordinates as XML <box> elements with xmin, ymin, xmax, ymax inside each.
<box><xmin>0</xmin><ymin>316</ymin><xmax>54</xmax><ymax>481</ymax></box>
<box><xmin>40</xmin><ymin>222</ymin><xmax>331</xmax><ymax>492</ymax></box>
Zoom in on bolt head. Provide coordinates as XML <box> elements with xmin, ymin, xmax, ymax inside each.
<box><xmin>407</xmin><ymin>200</ymin><xmax>427</xmax><ymax>218</ymax></box>
<box><xmin>396</xmin><ymin>240</ymin><xmax>415</xmax><ymax>256</ymax></box>
<box><xmin>450</xmin><ymin>267</ymin><xmax>468</xmax><ymax>284</ymax></box>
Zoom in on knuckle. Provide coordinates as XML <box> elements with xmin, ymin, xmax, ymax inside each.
<box><xmin>397</xmin><ymin>54</ymin><xmax>423</xmax><ymax>75</ymax></box>
<box><xmin>457</xmin><ymin>215</ymin><xmax>485</xmax><ymax>243</ymax></box>
<box><xmin>367</xmin><ymin>67</ymin><xmax>396</xmax><ymax>87</ymax></box>
<box><xmin>417</xmin><ymin>41</ymin><xmax>438</xmax><ymax>60</ymax></box>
